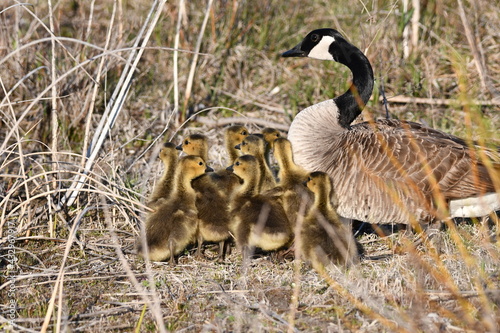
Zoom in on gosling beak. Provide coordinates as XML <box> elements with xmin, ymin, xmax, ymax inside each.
<box><xmin>281</xmin><ymin>42</ymin><xmax>306</xmax><ymax>57</ymax></box>
<box><xmin>175</xmin><ymin>144</ymin><xmax>183</xmax><ymax>151</ymax></box>
<box><xmin>226</xmin><ymin>165</ymin><xmax>234</xmax><ymax>172</ymax></box>
<box><xmin>234</xmin><ymin>144</ymin><xmax>241</xmax><ymax>150</ymax></box>
<box><xmin>205</xmin><ymin>166</ymin><xmax>214</xmax><ymax>173</ymax></box>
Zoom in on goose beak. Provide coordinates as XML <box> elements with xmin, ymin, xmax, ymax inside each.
<box><xmin>282</xmin><ymin>42</ymin><xmax>306</xmax><ymax>57</ymax></box>
<box><xmin>175</xmin><ymin>144</ymin><xmax>183</xmax><ymax>151</ymax></box>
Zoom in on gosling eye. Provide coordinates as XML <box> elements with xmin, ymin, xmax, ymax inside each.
<box><xmin>310</xmin><ymin>34</ymin><xmax>320</xmax><ymax>43</ymax></box>
<box><xmin>185</xmin><ymin>140</ymin><xmax>189</xmax><ymax>145</ymax></box>
<box><xmin>242</xmin><ymin>131</ymin><xmax>247</xmax><ymax>135</ymax></box>
<box><xmin>198</xmin><ymin>161</ymin><xmax>203</xmax><ymax>166</ymax></box>
<box><xmin>235</xmin><ymin>162</ymin><xmax>240</xmax><ymax>166</ymax></box>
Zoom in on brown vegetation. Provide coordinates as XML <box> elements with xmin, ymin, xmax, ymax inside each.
<box><xmin>1</xmin><ymin>0</ymin><xmax>499</xmax><ymax>332</ymax></box>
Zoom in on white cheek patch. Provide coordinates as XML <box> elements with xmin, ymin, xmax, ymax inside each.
<box><xmin>308</xmin><ymin>35</ymin><xmax>335</xmax><ymax>60</ymax></box>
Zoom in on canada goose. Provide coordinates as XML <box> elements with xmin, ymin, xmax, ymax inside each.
<box><xmin>282</xmin><ymin>28</ymin><xmax>500</xmax><ymax>225</ymax></box>
<box><xmin>227</xmin><ymin>155</ymin><xmax>292</xmax><ymax>260</ymax></box>
<box><xmin>147</xmin><ymin>142</ymin><xmax>178</xmax><ymax>209</ymax></box>
<box><xmin>225</xmin><ymin>125</ymin><xmax>249</xmax><ymax>164</ymax></box>
<box><xmin>268</xmin><ymin>137</ymin><xmax>311</xmax><ymax>226</ymax></box>
<box><xmin>301</xmin><ymin>171</ymin><xmax>361</xmax><ymax>269</ymax></box>
<box><xmin>235</xmin><ymin>134</ymin><xmax>277</xmax><ymax>193</ymax></box>
<box><xmin>138</xmin><ymin>156</ymin><xmax>212</xmax><ymax>264</ymax></box>
<box><xmin>176</xmin><ymin>133</ymin><xmax>236</xmax><ymax>260</ymax></box>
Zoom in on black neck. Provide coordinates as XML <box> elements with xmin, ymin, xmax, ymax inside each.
<box><xmin>333</xmin><ymin>46</ymin><xmax>374</xmax><ymax>129</ymax></box>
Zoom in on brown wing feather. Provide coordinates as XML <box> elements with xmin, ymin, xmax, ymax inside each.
<box><xmin>317</xmin><ymin>119</ymin><xmax>498</xmax><ymax>223</ymax></box>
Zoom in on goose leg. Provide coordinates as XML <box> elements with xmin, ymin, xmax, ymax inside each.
<box><xmin>196</xmin><ymin>234</ymin><xmax>204</xmax><ymax>259</ymax></box>
<box><xmin>217</xmin><ymin>240</ymin><xmax>226</xmax><ymax>262</ymax></box>
<box><xmin>168</xmin><ymin>240</ymin><xmax>177</xmax><ymax>266</ymax></box>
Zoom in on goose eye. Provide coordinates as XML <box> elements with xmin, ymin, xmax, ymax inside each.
<box><xmin>311</xmin><ymin>34</ymin><xmax>320</xmax><ymax>43</ymax></box>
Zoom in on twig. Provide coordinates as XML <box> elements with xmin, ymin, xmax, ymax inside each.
<box><xmin>59</xmin><ymin>0</ymin><xmax>168</xmax><ymax>209</ymax></box>
<box><xmin>40</xmin><ymin>204</ymin><xmax>86</xmax><ymax>332</ymax></box>
<box><xmin>457</xmin><ymin>0</ymin><xmax>500</xmax><ymax>99</ymax></box>
<box><xmin>215</xmin><ymin>89</ymin><xmax>286</xmax><ymax>113</ymax></box>
<box><xmin>100</xmin><ymin>196</ymin><xmax>167</xmax><ymax>333</ymax></box>
<box><xmin>195</xmin><ymin>116</ymin><xmax>290</xmax><ymax>132</ymax></box>
<box><xmin>382</xmin><ymin>95</ymin><xmax>500</xmax><ymax>107</ymax></box>
<box><xmin>173</xmin><ymin>0</ymin><xmax>184</xmax><ymax>122</ymax></box>
<box><xmin>182</xmin><ymin>0</ymin><xmax>214</xmax><ymax>119</ymax></box>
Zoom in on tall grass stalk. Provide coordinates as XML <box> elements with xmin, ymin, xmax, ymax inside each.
<box><xmin>60</xmin><ymin>0</ymin><xmax>167</xmax><ymax>209</ymax></box>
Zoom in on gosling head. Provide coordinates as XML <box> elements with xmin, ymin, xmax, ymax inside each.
<box><xmin>234</xmin><ymin>134</ymin><xmax>265</xmax><ymax>156</ymax></box>
<box><xmin>159</xmin><ymin>142</ymin><xmax>178</xmax><ymax>161</ymax></box>
<box><xmin>261</xmin><ymin>128</ymin><xmax>281</xmax><ymax>149</ymax></box>
<box><xmin>304</xmin><ymin>171</ymin><xmax>336</xmax><ymax>203</ymax></box>
<box><xmin>180</xmin><ymin>155</ymin><xmax>213</xmax><ymax>180</ymax></box>
<box><xmin>176</xmin><ymin>133</ymin><xmax>208</xmax><ymax>158</ymax></box>
<box><xmin>226</xmin><ymin>155</ymin><xmax>259</xmax><ymax>181</ymax></box>
<box><xmin>225</xmin><ymin>125</ymin><xmax>249</xmax><ymax>145</ymax></box>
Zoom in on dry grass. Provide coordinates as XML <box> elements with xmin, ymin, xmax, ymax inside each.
<box><xmin>1</xmin><ymin>0</ymin><xmax>499</xmax><ymax>332</ymax></box>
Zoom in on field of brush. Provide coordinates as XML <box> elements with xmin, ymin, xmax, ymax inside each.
<box><xmin>1</xmin><ymin>0</ymin><xmax>499</xmax><ymax>332</ymax></box>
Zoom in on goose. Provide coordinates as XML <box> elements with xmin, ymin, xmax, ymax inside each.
<box><xmin>138</xmin><ymin>156</ymin><xmax>212</xmax><ymax>264</ymax></box>
<box><xmin>227</xmin><ymin>155</ymin><xmax>293</xmax><ymax>261</ymax></box>
<box><xmin>301</xmin><ymin>171</ymin><xmax>361</xmax><ymax>269</ymax></box>
<box><xmin>147</xmin><ymin>142</ymin><xmax>178</xmax><ymax>209</ymax></box>
<box><xmin>282</xmin><ymin>28</ymin><xmax>500</xmax><ymax>225</ymax></box>
<box><xmin>235</xmin><ymin>134</ymin><xmax>277</xmax><ymax>192</ymax></box>
<box><xmin>225</xmin><ymin>125</ymin><xmax>249</xmax><ymax>164</ymax></box>
<box><xmin>176</xmin><ymin>133</ymin><xmax>236</xmax><ymax>260</ymax></box>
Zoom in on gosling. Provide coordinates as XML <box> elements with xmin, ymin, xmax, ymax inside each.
<box><xmin>138</xmin><ymin>156</ymin><xmax>212</xmax><ymax>264</ymax></box>
<box><xmin>235</xmin><ymin>134</ymin><xmax>276</xmax><ymax>192</ymax></box>
<box><xmin>301</xmin><ymin>171</ymin><xmax>361</xmax><ymax>270</ymax></box>
<box><xmin>227</xmin><ymin>155</ymin><xmax>292</xmax><ymax>261</ymax></box>
<box><xmin>176</xmin><ymin>133</ymin><xmax>235</xmax><ymax>260</ymax></box>
<box><xmin>147</xmin><ymin>142</ymin><xmax>178</xmax><ymax>209</ymax></box>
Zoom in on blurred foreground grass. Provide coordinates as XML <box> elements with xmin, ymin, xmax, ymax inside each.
<box><xmin>0</xmin><ymin>0</ymin><xmax>499</xmax><ymax>332</ymax></box>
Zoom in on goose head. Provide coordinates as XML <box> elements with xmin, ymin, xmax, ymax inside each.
<box><xmin>282</xmin><ymin>28</ymin><xmax>356</xmax><ymax>63</ymax></box>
